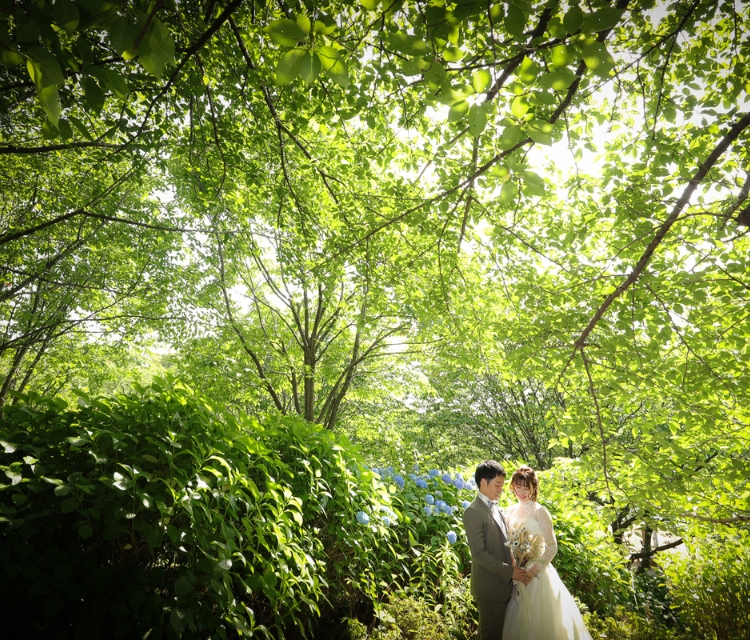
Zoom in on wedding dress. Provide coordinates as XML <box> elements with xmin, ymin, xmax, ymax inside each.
<box><xmin>502</xmin><ymin>501</ymin><xmax>592</xmax><ymax>640</ymax></box>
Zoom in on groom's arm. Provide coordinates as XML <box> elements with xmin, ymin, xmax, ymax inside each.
<box><xmin>462</xmin><ymin>507</ymin><xmax>514</xmax><ymax>582</ymax></box>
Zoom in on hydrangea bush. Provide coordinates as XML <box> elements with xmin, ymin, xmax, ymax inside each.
<box><xmin>0</xmin><ymin>378</ymin><xmax>396</xmax><ymax>638</ymax></box>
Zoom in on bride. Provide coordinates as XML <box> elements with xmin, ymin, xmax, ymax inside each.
<box><xmin>502</xmin><ymin>466</ymin><xmax>592</xmax><ymax>640</ymax></box>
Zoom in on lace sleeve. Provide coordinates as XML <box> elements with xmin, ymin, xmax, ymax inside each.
<box><xmin>536</xmin><ymin>505</ymin><xmax>558</xmax><ymax>565</ymax></box>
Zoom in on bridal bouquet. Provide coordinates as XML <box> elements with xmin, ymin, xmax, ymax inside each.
<box><xmin>506</xmin><ymin>525</ymin><xmax>546</xmax><ymax>570</ymax></box>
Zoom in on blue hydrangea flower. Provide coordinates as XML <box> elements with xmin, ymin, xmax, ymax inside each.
<box><xmin>435</xmin><ymin>499</ymin><xmax>447</xmax><ymax>510</ymax></box>
<box><xmin>382</xmin><ymin>516</ymin><xmax>391</xmax><ymax>527</ymax></box>
<box><xmin>393</xmin><ymin>474</ymin><xmax>405</xmax><ymax>488</ymax></box>
<box><xmin>447</xmin><ymin>530</ymin><xmax>457</xmax><ymax>544</ymax></box>
<box><xmin>453</xmin><ymin>478</ymin><xmax>465</xmax><ymax>489</ymax></box>
<box><xmin>444</xmin><ymin>505</ymin><xmax>454</xmax><ymax>516</ymax></box>
<box><xmin>408</xmin><ymin>473</ymin><xmax>417</xmax><ymax>482</ymax></box>
<box><xmin>356</xmin><ymin>511</ymin><xmax>370</xmax><ymax>525</ymax></box>
<box><xmin>442</xmin><ymin>473</ymin><xmax>452</xmax><ymax>484</ymax></box>
<box><xmin>423</xmin><ymin>505</ymin><xmax>433</xmax><ymax>516</ymax></box>
<box><xmin>416</xmin><ymin>478</ymin><xmax>428</xmax><ymax>489</ymax></box>
<box><xmin>429</xmin><ymin>469</ymin><xmax>440</xmax><ymax>478</ymax></box>
<box><xmin>412</xmin><ymin>463</ymin><xmax>420</xmax><ymax>472</ymax></box>
<box><xmin>425</xmin><ymin>494</ymin><xmax>435</xmax><ymax>505</ymax></box>
<box><xmin>455</xmin><ymin>473</ymin><xmax>464</xmax><ymax>482</ymax></box>
<box><xmin>462</xmin><ymin>500</ymin><xmax>470</xmax><ymax>509</ymax></box>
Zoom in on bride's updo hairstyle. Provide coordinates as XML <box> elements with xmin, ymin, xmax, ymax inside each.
<box><xmin>510</xmin><ymin>466</ymin><xmax>539</xmax><ymax>502</ymax></box>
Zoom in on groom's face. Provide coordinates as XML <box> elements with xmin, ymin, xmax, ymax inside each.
<box><xmin>481</xmin><ymin>475</ymin><xmax>505</xmax><ymax>501</ymax></box>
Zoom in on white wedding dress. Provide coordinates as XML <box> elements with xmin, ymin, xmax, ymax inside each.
<box><xmin>502</xmin><ymin>501</ymin><xmax>592</xmax><ymax>640</ymax></box>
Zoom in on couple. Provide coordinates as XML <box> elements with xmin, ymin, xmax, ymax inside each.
<box><xmin>462</xmin><ymin>460</ymin><xmax>592</xmax><ymax>640</ymax></box>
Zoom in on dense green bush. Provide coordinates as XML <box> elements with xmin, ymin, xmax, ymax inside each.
<box><xmin>584</xmin><ymin>606</ymin><xmax>687</xmax><ymax>640</ymax></box>
<box><xmin>662</xmin><ymin>529</ymin><xmax>750</xmax><ymax>640</ymax></box>
<box><xmin>0</xmin><ymin>378</ymin><xmax>395</xmax><ymax>638</ymax></box>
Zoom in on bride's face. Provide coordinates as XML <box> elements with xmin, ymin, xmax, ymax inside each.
<box><xmin>512</xmin><ymin>482</ymin><xmax>532</xmax><ymax>502</ymax></box>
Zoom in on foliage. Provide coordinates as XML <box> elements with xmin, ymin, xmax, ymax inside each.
<box><xmin>0</xmin><ymin>377</ymin><xmax>396</xmax><ymax>638</ymax></box>
<box><xmin>662</xmin><ymin>529</ymin><xmax>750</xmax><ymax>640</ymax></box>
<box><xmin>372</xmin><ymin>592</ymin><xmax>446</xmax><ymax>640</ymax></box>
<box><xmin>583</xmin><ymin>607</ymin><xmax>687</xmax><ymax>640</ymax></box>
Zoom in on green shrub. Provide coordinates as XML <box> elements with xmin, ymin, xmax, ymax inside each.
<box><xmin>662</xmin><ymin>530</ymin><xmax>750</xmax><ymax>640</ymax></box>
<box><xmin>372</xmin><ymin>592</ymin><xmax>445</xmax><ymax>640</ymax></box>
<box><xmin>0</xmin><ymin>378</ymin><xmax>394</xmax><ymax>638</ymax></box>
<box><xmin>584</xmin><ymin>606</ymin><xmax>688</xmax><ymax>640</ymax></box>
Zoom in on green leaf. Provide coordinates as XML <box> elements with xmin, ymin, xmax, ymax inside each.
<box><xmin>500</xmin><ymin>179</ymin><xmax>519</xmax><ymax>204</ymax></box>
<box><xmin>275</xmin><ymin>48</ymin><xmax>306</xmax><ymax>85</ymax></box>
<box><xmin>550</xmin><ymin>44</ymin><xmax>574</xmax><ymax>70</ymax></box>
<box><xmin>387</xmin><ymin>32</ymin><xmax>430</xmax><ymax>57</ymax></box>
<box><xmin>25</xmin><ymin>48</ymin><xmax>65</xmax><ymax>86</ymax></box>
<box><xmin>448</xmin><ymin>100</ymin><xmax>469</xmax><ymax>121</ymax></box>
<box><xmin>580</xmin><ymin>40</ymin><xmax>615</xmax><ymax>78</ymax></box>
<box><xmin>0</xmin><ymin>441</ymin><xmax>16</xmax><ymax>454</ymax></box>
<box><xmin>472</xmin><ymin>69</ymin><xmax>492</xmax><ymax>93</ymax></box>
<box><xmin>78</xmin><ymin>522</ymin><xmax>94</xmax><ymax>538</ymax></box>
<box><xmin>41</xmin><ymin>119</ymin><xmax>58</xmax><ymax>139</ymax></box>
<box><xmin>443</xmin><ymin>45</ymin><xmax>464</xmax><ymax>62</ymax></box>
<box><xmin>37</xmin><ymin>84</ymin><xmax>61</xmax><ymax>127</ymax></box>
<box><xmin>300</xmin><ymin>51</ymin><xmax>321</xmax><ymax>85</ymax></box>
<box><xmin>520</xmin><ymin>170</ymin><xmax>546</xmax><ymax>196</ymax></box>
<box><xmin>296</xmin><ymin>14</ymin><xmax>312</xmax><ymax>35</ymax></box>
<box><xmin>58</xmin><ymin>119</ymin><xmax>74</xmax><ymax>140</ymax></box>
<box><xmin>563</xmin><ymin>6</ymin><xmax>583</xmax><ymax>34</ymax></box>
<box><xmin>170</xmin><ymin>608</ymin><xmax>188</xmax><ymax>636</ymax></box>
<box><xmin>517</xmin><ymin>56</ymin><xmax>540</xmax><ymax>84</ymax></box>
<box><xmin>361</xmin><ymin>0</ymin><xmax>380</xmax><ymax>10</ymax></box>
<box><xmin>313</xmin><ymin>13</ymin><xmax>337</xmax><ymax>35</ymax></box>
<box><xmin>175</xmin><ymin>576</ymin><xmax>192</xmax><ymax>599</ymax></box>
<box><xmin>82</xmin><ymin>77</ymin><xmax>105</xmax><ymax>113</ymax></box>
<box><xmin>424</xmin><ymin>61</ymin><xmax>445</xmax><ymax>89</ymax></box>
<box><xmin>138</xmin><ymin>18</ymin><xmax>175</xmax><ymax>80</ymax></box>
<box><xmin>498</xmin><ymin>124</ymin><xmax>525</xmax><ymax>150</ymax></box>
<box><xmin>53</xmin><ymin>0</ymin><xmax>81</xmax><ymax>36</ymax></box>
<box><xmin>263</xmin><ymin>569</ymin><xmax>278</xmax><ymax>588</ymax></box>
<box><xmin>1</xmin><ymin>48</ymin><xmax>24</xmax><ymax>67</ymax></box>
<box><xmin>505</xmin><ymin>6</ymin><xmax>527</xmax><ymax>38</ymax></box>
<box><xmin>90</xmin><ymin>66</ymin><xmax>130</xmax><ymax>99</ymax></box>
<box><xmin>510</xmin><ymin>95</ymin><xmax>529</xmax><ymax>118</ymax></box>
<box><xmin>526</xmin><ymin>120</ymin><xmax>554</xmax><ymax>144</ymax></box>
<box><xmin>108</xmin><ymin>17</ymin><xmax>139</xmax><ymax>56</ymax></box>
<box><xmin>537</xmin><ymin>69</ymin><xmax>577</xmax><ymax>91</ymax></box>
<box><xmin>581</xmin><ymin>8</ymin><xmax>627</xmax><ymax>34</ymax></box>
<box><xmin>265</xmin><ymin>19</ymin><xmax>307</xmax><ymax>47</ymax></box>
<box><xmin>468</xmin><ymin>104</ymin><xmax>487</xmax><ymax>138</ymax></box>
<box><xmin>317</xmin><ymin>46</ymin><xmax>349</xmax><ymax>88</ymax></box>
<box><xmin>16</xmin><ymin>19</ymin><xmax>41</xmax><ymax>43</ymax></box>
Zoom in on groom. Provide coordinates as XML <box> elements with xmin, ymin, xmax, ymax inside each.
<box><xmin>463</xmin><ymin>460</ymin><xmax>532</xmax><ymax>639</ymax></box>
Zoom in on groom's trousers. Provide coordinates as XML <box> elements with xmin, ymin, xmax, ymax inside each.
<box><xmin>476</xmin><ymin>597</ymin><xmax>508</xmax><ymax>639</ymax></box>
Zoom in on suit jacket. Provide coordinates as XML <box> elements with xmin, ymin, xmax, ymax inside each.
<box><xmin>462</xmin><ymin>495</ymin><xmax>514</xmax><ymax>602</ymax></box>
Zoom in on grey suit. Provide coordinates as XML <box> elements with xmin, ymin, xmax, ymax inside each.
<box><xmin>463</xmin><ymin>496</ymin><xmax>515</xmax><ymax>639</ymax></box>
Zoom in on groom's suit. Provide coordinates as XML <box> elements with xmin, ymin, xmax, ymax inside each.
<box><xmin>463</xmin><ymin>495</ymin><xmax>515</xmax><ymax>639</ymax></box>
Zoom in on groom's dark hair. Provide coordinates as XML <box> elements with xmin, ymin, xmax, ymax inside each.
<box><xmin>474</xmin><ymin>460</ymin><xmax>506</xmax><ymax>487</ymax></box>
